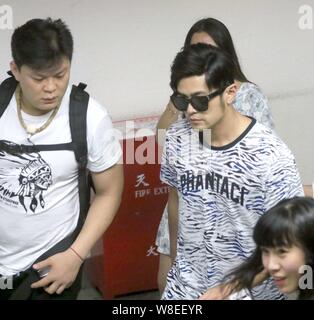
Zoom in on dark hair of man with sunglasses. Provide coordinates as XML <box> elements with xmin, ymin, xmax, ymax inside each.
<box><xmin>170</xmin><ymin>43</ymin><xmax>234</xmax><ymax>107</ymax></box>
<box><xmin>160</xmin><ymin>43</ymin><xmax>304</xmax><ymax>300</ymax></box>
<box><xmin>169</xmin><ymin>43</ymin><xmax>248</xmax><ymax>135</ymax></box>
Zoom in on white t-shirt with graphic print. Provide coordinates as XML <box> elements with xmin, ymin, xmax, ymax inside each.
<box><xmin>0</xmin><ymin>86</ymin><xmax>122</xmax><ymax>276</ymax></box>
<box><xmin>160</xmin><ymin>118</ymin><xmax>303</xmax><ymax>300</ymax></box>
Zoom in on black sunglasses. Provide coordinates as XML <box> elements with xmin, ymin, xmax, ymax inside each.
<box><xmin>170</xmin><ymin>86</ymin><xmax>226</xmax><ymax>112</ymax></box>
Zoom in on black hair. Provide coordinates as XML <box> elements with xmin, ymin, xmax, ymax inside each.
<box><xmin>183</xmin><ymin>18</ymin><xmax>248</xmax><ymax>82</ymax></box>
<box><xmin>170</xmin><ymin>43</ymin><xmax>235</xmax><ymax>92</ymax></box>
<box><xmin>227</xmin><ymin>197</ymin><xmax>314</xmax><ymax>300</ymax></box>
<box><xmin>11</xmin><ymin>18</ymin><xmax>73</xmax><ymax>70</ymax></box>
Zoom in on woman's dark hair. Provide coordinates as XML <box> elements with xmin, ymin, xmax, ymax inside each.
<box><xmin>11</xmin><ymin>18</ymin><xmax>73</xmax><ymax>70</ymax></box>
<box><xmin>184</xmin><ymin>18</ymin><xmax>248</xmax><ymax>82</ymax></box>
<box><xmin>170</xmin><ymin>43</ymin><xmax>235</xmax><ymax>92</ymax></box>
<box><xmin>227</xmin><ymin>197</ymin><xmax>314</xmax><ymax>300</ymax></box>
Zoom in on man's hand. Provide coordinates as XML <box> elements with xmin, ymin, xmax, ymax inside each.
<box><xmin>31</xmin><ymin>248</ymin><xmax>83</xmax><ymax>295</ymax></box>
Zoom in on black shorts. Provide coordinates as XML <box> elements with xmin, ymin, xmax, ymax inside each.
<box><xmin>0</xmin><ymin>266</ymin><xmax>83</xmax><ymax>300</ymax></box>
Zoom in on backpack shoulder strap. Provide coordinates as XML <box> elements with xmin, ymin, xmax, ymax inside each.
<box><xmin>0</xmin><ymin>72</ymin><xmax>18</xmax><ymax>118</ymax></box>
<box><xmin>69</xmin><ymin>82</ymin><xmax>89</xmax><ymax>165</ymax></box>
<box><xmin>69</xmin><ymin>82</ymin><xmax>90</xmax><ymax>232</ymax></box>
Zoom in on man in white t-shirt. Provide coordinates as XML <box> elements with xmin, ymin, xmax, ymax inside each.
<box><xmin>0</xmin><ymin>18</ymin><xmax>123</xmax><ymax>300</ymax></box>
<box><xmin>161</xmin><ymin>44</ymin><xmax>304</xmax><ymax>300</ymax></box>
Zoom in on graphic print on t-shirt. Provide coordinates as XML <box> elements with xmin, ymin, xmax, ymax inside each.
<box><xmin>160</xmin><ymin>119</ymin><xmax>304</xmax><ymax>300</ymax></box>
<box><xmin>0</xmin><ymin>140</ymin><xmax>52</xmax><ymax>213</ymax></box>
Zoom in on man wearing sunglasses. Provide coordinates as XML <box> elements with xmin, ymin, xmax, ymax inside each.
<box><xmin>160</xmin><ymin>43</ymin><xmax>304</xmax><ymax>300</ymax></box>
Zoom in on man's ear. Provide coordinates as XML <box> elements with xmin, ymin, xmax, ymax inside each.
<box><xmin>224</xmin><ymin>83</ymin><xmax>237</xmax><ymax>105</ymax></box>
<box><xmin>10</xmin><ymin>61</ymin><xmax>20</xmax><ymax>81</ymax></box>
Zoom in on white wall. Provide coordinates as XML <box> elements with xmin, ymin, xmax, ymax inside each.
<box><xmin>0</xmin><ymin>0</ymin><xmax>313</xmax><ymax>182</ymax></box>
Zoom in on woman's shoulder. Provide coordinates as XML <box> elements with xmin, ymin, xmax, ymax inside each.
<box><xmin>237</xmin><ymin>82</ymin><xmax>265</xmax><ymax>98</ymax></box>
<box><xmin>235</xmin><ymin>82</ymin><xmax>268</xmax><ymax>107</ymax></box>
<box><xmin>234</xmin><ymin>82</ymin><xmax>274</xmax><ymax>129</ymax></box>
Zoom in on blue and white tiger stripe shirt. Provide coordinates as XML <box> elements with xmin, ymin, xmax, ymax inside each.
<box><xmin>160</xmin><ymin>118</ymin><xmax>304</xmax><ymax>300</ymax></box>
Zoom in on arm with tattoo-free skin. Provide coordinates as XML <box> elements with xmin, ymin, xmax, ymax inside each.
<box><xmin>31</xmin><ymin>163</ymin><xmax>124</xmax><ymax>295</ymax></box>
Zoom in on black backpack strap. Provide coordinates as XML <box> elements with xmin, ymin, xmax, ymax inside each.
<box><xmin>69</xmin><ymin>82</ymin><xmax>90</xmax><ymax>234</ymax></box>
<box><xmin>0</xmin><ymin>72</ymin><xmax>18</xmax><ymax>118</ymax></box>
<box><xmin>0</xmin><ymin>140</ymin><xmax>74</xmax><ymax>154</ymax></box>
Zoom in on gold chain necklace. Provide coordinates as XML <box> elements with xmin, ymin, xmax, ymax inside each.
<box><xmin>16</xmin><ymin>85</ymin><xmax>61</xmax><ymax>139</ymax></box>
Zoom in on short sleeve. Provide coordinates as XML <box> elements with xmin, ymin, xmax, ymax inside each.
<box><xmin>86</xmin><ymin>98</ymin><xmax>122</xmax><ymax>172</ymax></box>
<box><xmin>264</xmin><ymin>149</ymin><xmax>304</xmax><ymax>211</ymax></box>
